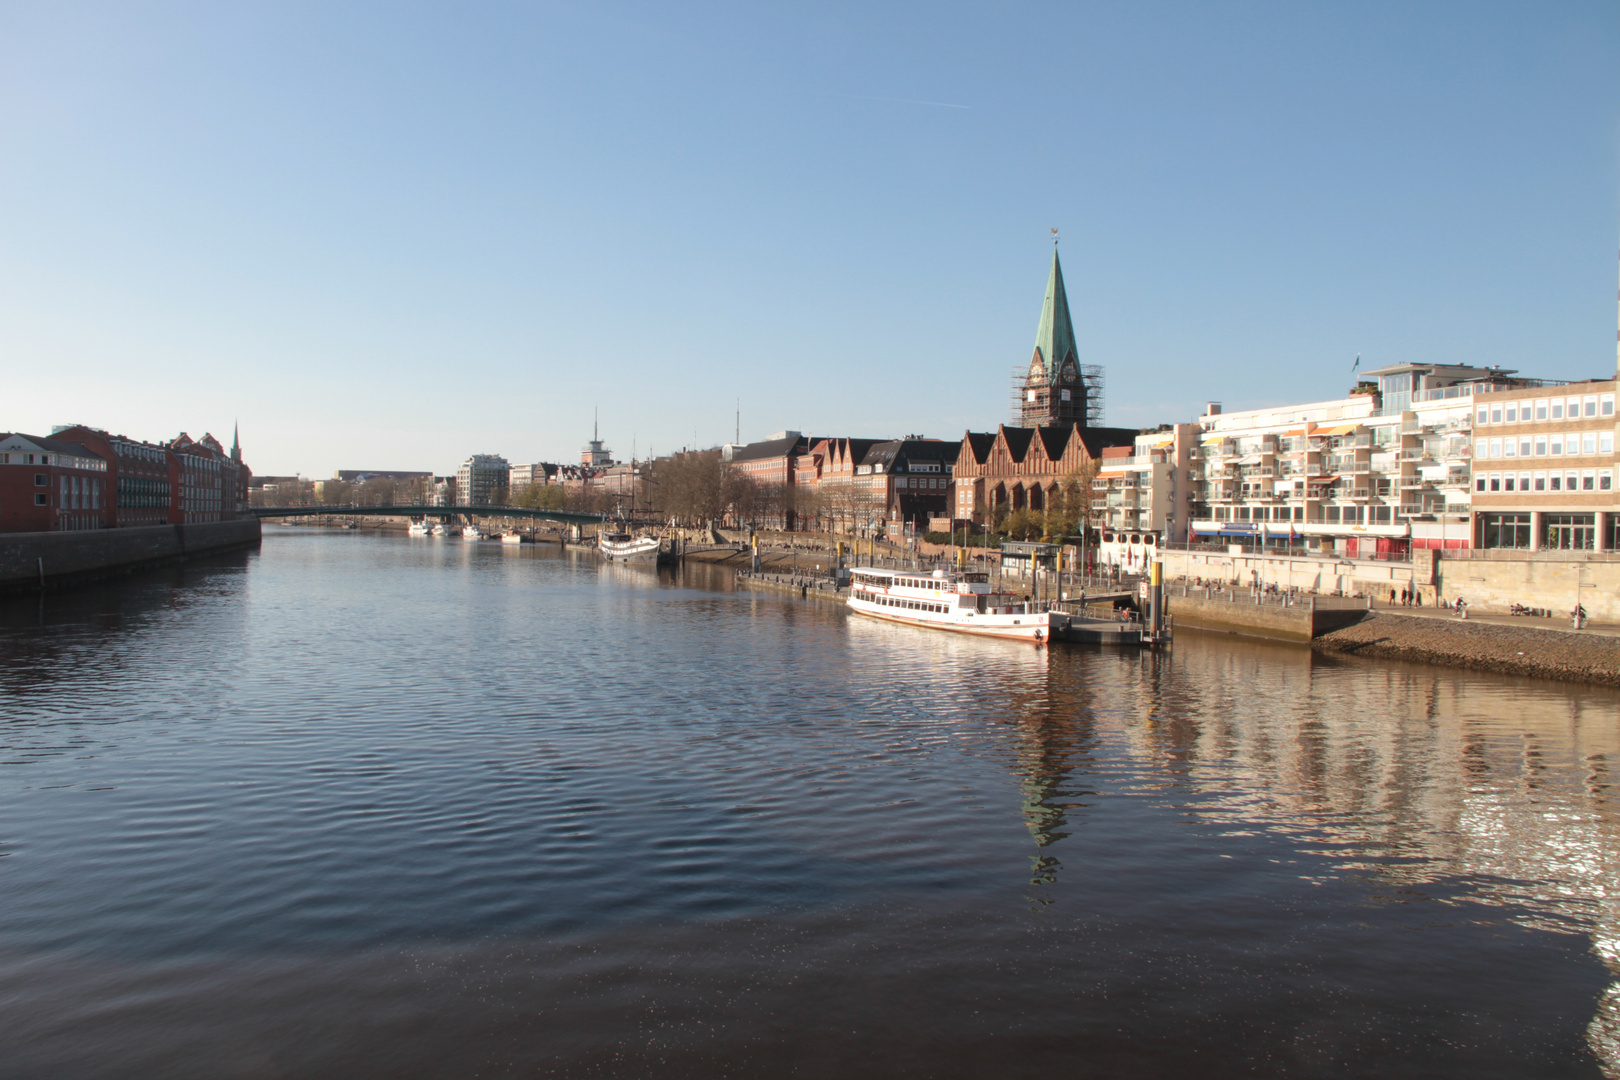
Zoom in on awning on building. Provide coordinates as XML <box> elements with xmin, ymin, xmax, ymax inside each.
<box><xmin>1314</xmin><ymin>424</ymin><xmax>1359</xmax><ymax>436</ymax></box>
<box><xmin>1306</xmin><ymin>473</ymin><xmax>1340</xmax><ymax>485</ymax></box>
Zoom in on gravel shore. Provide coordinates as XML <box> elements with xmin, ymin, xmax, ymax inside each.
<box><xmin>1313</xmin><ymin>612</ymin><xmax>1620</xmax><ymax>687</ymax></box>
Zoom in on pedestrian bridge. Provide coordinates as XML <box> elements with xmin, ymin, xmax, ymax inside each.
<box><xmin>251</xmin><ymin>504</ymin><xmax>609</xmax><ymax>525</ymax></box>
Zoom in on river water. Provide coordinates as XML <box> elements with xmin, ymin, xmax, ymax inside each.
<box><xmin>2</xmin><ymin>528</ymin><xmax>1617</xmax><ymax>1078</ymax></box>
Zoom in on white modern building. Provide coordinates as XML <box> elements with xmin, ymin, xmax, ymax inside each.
<box><xmin>456</xmin><ymin>454</ymin><xmax>510</xmax><ymax>507</ymax></box>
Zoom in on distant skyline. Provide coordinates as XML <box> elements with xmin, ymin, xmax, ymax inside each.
<box><xmin>3</xmin><ymin>1</ymin><xmax>1618</xmax><ymax>476</ymax></box>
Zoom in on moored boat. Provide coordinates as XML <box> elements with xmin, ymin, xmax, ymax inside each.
<box><xmin>462</xmin><ymin>524</ymin><xmax>484</xmax><ymax>541</ymax></box>
<box><xmin>408</xmin><ymin>520</ymin><xmax>432</xmax><ymax>536</ymax></box>
<box><xmin>500</xmin><ymin>531</ymin><xmax>523</xmax><ymax>544</ymax></box>
<box><xmin>598</xmin><ymin>530</ymin><xmax>672</xmax><ymax>565</ymax></box>
<box><xmin>847</xmin><ymin>566</ymin><xmax>1137</xmax><ymax>644</ymax></box>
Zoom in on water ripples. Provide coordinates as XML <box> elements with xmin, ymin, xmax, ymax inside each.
<box><xmin>2</xmin><ymin>530</ymin><xmax>1618</xmax><ymax>1076</ymax></box>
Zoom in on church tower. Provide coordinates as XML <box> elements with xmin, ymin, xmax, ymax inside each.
<box><xmin>1018</xmin><ymin>247</ymin><xmax>1088</xmax><ymax>428</ymax></box>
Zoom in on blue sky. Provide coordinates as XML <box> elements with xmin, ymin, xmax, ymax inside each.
<box><xmin>3</xmin><ymin>1</ymin><xmax>1617</xmax><ymax>476</ymax></box>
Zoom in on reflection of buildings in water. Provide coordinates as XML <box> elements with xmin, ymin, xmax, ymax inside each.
<box><xmin>1107</xmin><ymin>645</ymin><xmax>1620</xmax><ymax>1073</ymax></box>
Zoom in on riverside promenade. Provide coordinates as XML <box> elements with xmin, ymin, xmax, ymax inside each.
<box><xmin>1312</xmin><ymin>604</ymin><xmax>1619</xmax><ymax>687</ymax></box>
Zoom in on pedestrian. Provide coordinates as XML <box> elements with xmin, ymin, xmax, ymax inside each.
<box><xmin>1389</xmin><ymin>588</ymin><xmax>1396</xmax><ymax>607</ymax></box>
<box><xmin>1415</xmin><ymin>591</ymin><xmax>1422</xmax><ymax>607</ymax></box>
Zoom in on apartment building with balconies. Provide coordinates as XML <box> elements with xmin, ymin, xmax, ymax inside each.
<box><xmin>1186</xmin><ymin>364</ymin><xmax>1547</xmax><ymax>557</ymax></box>
<box><xmin>1091</xmin><ymin>424</ymin><xmax>1199</xmax><ymax>567</ymax></box>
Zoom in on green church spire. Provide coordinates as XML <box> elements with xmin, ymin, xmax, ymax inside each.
<box><xmin>1031</xmin><ymin>247</ymin><xmax>1078</xmax><ymax>386</ymax></box>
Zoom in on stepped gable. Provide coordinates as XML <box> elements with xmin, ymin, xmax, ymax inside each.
<box><xmin>1000</xmin><ymin>426</ymin><xmax>1036</xmax><ymax>462</ymax></box>
<box><xmin>1036</xmin><ymin>425</ymin><xmax>1072</xmax><ymax>461</ymax></box>
<box><xmin>962</xmin><ymin>432</ymin><xmax>996</xmax><ymax>465</ymax></box>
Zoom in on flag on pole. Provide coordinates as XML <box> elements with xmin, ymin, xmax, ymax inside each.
<box><xmin>1350</xmin><ymin>354</ymin><xmax>1361</xmax><ymax>373</ymax></box>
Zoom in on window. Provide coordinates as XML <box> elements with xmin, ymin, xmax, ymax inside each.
<box><xmin>1520</xmin><ymin>472</ymin><xmax>1530</xmax><ymax>490</ymax></box>
<box><xmin>1488</xmin><ymin>439</ymin><xmax>1502</xmax><ymax>458</ymax></box>
<box><xmin>1543</xmin><ymin>513</ymin><xmax>1595</xmax><ymax>550</ymax></box>
<box><xmin>34</xmin><ymin>493</ymin><xmax>47</xmax><ymax>506</ymax></box>
<box><xmin>1475</xmin><ymin>475</ymin><xmax>1486</xmax><ymax>492</ymax></box>
<box><xmin>1535</xmin><ymin>438</ymin><xmax>1547</xmax><ymax>456</ymax></box>
<box><xmin>1476</xmin><ymin>406</ymin><xmax>1488</xmax><ymax>424</ymax></box>
<box><xmin>1536</xmin><ymin>401</ymin><xmax>1548</xmax><ymax>420</ymax></box>
<box><xmin>1489</xmin><ymin>473</ymin><xmax>1501</xmax><ymax>492</ymax></box>
<box><xmin>1550</xmin><ymin>436</ymin><xmax>1563</xmax><ymax>455</ymax></box>
<box><xmin>1505</xmin><ymin>406</ymin><xmax>1517</xmax><ymax>423</ymax></box>
<box><xmin>1491</xmin><ymin>407</ymin><xmax>1502</xmax><ymax>423</ymax></box>
<box><xmin>1550</xmin><ymin>474</ymin><xmax>1562</xmax><ymax>491</ymax></box>
<box><xmin>1504</xmin><ymin>439</ymin><xmax>1515</xmax><ymax>458</ymax></box>
<box><xmin>1475</xmin><ymin>439</ymin><xmax>1488</xmax><ymax>459</ymax></box>
<box><xmin>1582</xmin><ymin>433</ymin><xmax>1597</xmax><ymax>455</ymax></box>
<box><xmin>1601</xmin><ymin>432</ymin><xmax>1614</xmax><ymax>454</ymax></box>
<box><xmin>1584</xmin><ymin>396</ymin><xmax>1598</xmax><ymax>417</ymax></box>
<box><xmin>1519</xmin><ymin>439</ymin><xmax>1531</xmax><ymax>456</ymax></box>
<box><xmin>1566</xmin><ymin>472</ymin><xmax>1579</xmax><ymax>491</ymax></box>
<box><xmin>1582</xmin><ymin>471</ymin><xmax>1595</xmax><ymax>491</ymax></box>
<box><xmin>1480</xmin><ymin>513</ymin><xmax>1531</xmax><ymax>549</ymax></box>
<box><xmin>34</xmin><ymin>473</ymin><xmax>46</xmax><ymax>486</ymax></box>
<box><xmin>1602</xmin><ymin>471</ymin><xmax>1614</xmax><ymax>492</ymax></box>
<box><xmin>1602</xmin><ymin>394</ymin><xmax>1615</xmax><ymax>417</ymax></box>
<box><xmin>1552</xmin><ymin>402</ymin><xmax>1564</xmax><ymax>420</ymax></box>
<box><xmin>1534</xmin><ymin>472</ymin><xmax>1546</xmax><ymax>491</ymax></box>
<box><xmin>1504</xmin><ymin>475</ymin><xmax>1516</xmax><ymax>492</ymax></box>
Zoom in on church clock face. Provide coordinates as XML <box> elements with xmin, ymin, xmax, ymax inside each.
<box><xmin>1059</xmin><ymin>359</ymin><xmax>1079</xmax><ymax>384</ymax></box>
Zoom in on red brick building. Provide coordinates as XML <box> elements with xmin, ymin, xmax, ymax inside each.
<box><xmin>51</xmin><ymin>425</ymin><xmax>177</xmax><ymax>528</ymax></box>
<box><xmin>169</xmin><ymin>432</ymin><xmax>240</xmax><ymax>524</ymax></box>
<box><xmin>0</xmin><ymin>433</ymin><xmax>111</xmax><ymax>533</ymax></box>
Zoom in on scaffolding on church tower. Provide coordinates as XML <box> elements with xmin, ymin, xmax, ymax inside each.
<box><xmin>1008</xmin><ymin>363</ymin><xmax>1106</xmax><ymax>428</ymax></box>
<box><xmin>1082</xmin><ymin>364</ymin><xmax>1105</xmax><ymax>427</ymax></box>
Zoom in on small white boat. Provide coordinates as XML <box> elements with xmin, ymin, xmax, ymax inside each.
<box><xmin>500</xmin><ymin>531</ymin><xmax>523</xmax><ymax>544</ymax></box>
<box><xmin>408</xmin><ymin>520</ymin><xmax>432</xmax><ymax>536</ymax></box>
<box><xmin>430</xmin><ymin>522</ymin><xmax>449</xmax><ymax>536</ymax></box>
<box><xmin>462</xmin><ymin>524</ymin><xmax>484</xmax><ymax>541</ymax></box>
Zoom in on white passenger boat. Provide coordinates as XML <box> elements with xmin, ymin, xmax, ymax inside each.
<box><xmin>597</xmin><ymin>530</ymin><xmax>671</xmax><ymax>565</ymax></box>
<box><xmin>462</xmin><ymin>524</ymin><xmax>484</xmax><ymax>541</ymax></box>
<box><xmin>408</xmin><ymin>519</ymin><xmax>432</xmax><ymax>536</ymax></box>
<box><xmin>500</xmin><ymin>531</ymin><xmax>523</xmax><ymax>544</ymax></box>
<box><xmin>847</xmin><ymin>566</ymin><xmax>1074</xmax><ymax>643</ymax></box>
<box><xmin>430</xmin><ymin>522</ymin><xmax>449</xmax><ymax>536</ymax></box>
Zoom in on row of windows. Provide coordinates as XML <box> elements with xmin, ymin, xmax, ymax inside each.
<box><xmin>60</xmin><ymin>475</ymin><xmax>103</xmax><ymax>510</ymax></box>
<box><xmin>117</xmin><ymin>477</ymin><xmax>171</xmax><ymax>509</ymax></box>
<box><xmin>867</xmin><ymin>594</ymin><xmax>950</xmax><ymax>615</ymax></box>
<box><xmin>114</xmin><ymin>441</ymin><xmax>167</xmax><ymax>464</ymax></box>
<box><xmin>1479</xmin><ymin>512</ymin><xmax>1616</xmax><ymax>551</ymax></box>
<box><xmin>1476</xmin><ymin>431</ymin><xmax>1614</xmax><ymax>459</ymax></box>
<box><xmin>1475</xmin><ymin>470</ymin><xmax>1614</xmax><ymax>493</ymax></box>
<box><xmin>1477</xmin><ymin>393</ymin><xmax>1615</xmax><ymax>425</ymax></box>
<box><xmin>0</xmin><ymin>452</ymin><xmax>106</xmax><ymax>469</ymax></box>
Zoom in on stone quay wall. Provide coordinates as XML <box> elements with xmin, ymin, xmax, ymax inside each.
<box><xmin>0</xmin><ymin>519</ymin><xmax>262</xmax><ymax>595</ymax></box>
<box><xmin>1157</xmin><ymin>547</ymin><xmax>1619</xmax><ymax>622</ymax></box>
<box><xmin>1164</xmin><ymin>590</ymin><xmax>1370</xmax><ymax>643</ymax></box>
